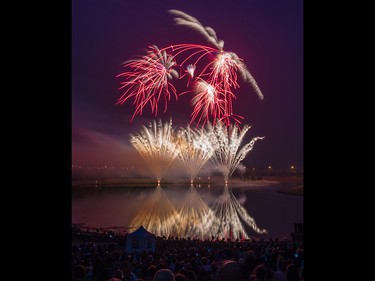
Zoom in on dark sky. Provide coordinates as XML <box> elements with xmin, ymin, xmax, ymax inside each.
<box><xmin>72</xmin><ymin>0</ymin><xmax>303</xmax><ymax>171</ymax></box>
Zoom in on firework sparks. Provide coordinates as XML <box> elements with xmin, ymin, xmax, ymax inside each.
<box><xmin>175</xmin><ymin>125</ymin><xmax>214</xmax><ymax>181</ymax></box>
<box><xmin>188</xmin><ymin>79</ymin><xmax>227</xmax><ymax>127</ymax></box>
<box><xmin>116</xmin><ymin>11</ymin><xmax>264</xmax><ymax>125</ymax></box>
<box><xmin>186</xmin><ymin>64</ymin><xmax>196</xmax><ymax>78</ymax></box>
<box><xmin>173</xmin><ymin>125</ymin><xmax>218</xmax><ymax>237</ymax></box>
<box><xmin>117</xmin><ymin>8</ymin><xmax>269</xmax><ymax>239</ymax></box>
<box><xmin>208</xmin><ymin>51</ymin><xmax>264</xmax><ymax>100</ymax></box>
<box><xmin>168</xmin><ymin>9</ymin><xmax>264</xmax><ymax>120</ymax></box>
<box><xmin>206</xmin><ymin>120</ymin><xmax>264</xmax><ymax>182</ymax></box>
<box><xmin>130</xmin><ymin>118</ymin><xmax>179</xmax><ymax>182</ymax></box>
<box><xmin>205</xmin><ymin>120</ymin><xmax>267</xmax><ymax>238</ymax></box>
<box><xmin>168</xmin><ymin>9</ymin><xmax>224</xmax><ymax>50</ymax></box>
<box><xmin>128</xmin><ymin>119</ymin><xmax>266</xmax><ymax>239</ymax></box>
<box><xmin>116</xmin><ymin>45</ymin><xmax>179</xmax><ymax>121</ymax></box>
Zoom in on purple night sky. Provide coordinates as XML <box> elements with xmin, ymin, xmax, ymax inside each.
<box><xmin>72</xmin><ymin>0</ymin><xmax>303</xmax><ymax>171</ymax></box>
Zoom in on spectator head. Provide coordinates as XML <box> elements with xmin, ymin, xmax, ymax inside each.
<box><xmin>211</xmin><ymin>261</ymin><xmax>218</xmax><ymax>273</ymax></box>
<box><xmin>286</xmin><ymin>264</ymin><xmax>299</xmax><ymax>281</ymax></box>
<box><xmin>217</xmin><ymin>261</ymin><xmax>245</xmax><ymax>281</ymax></box>
<box><xmin>153</xmin><ymin>269</ymin><xmax>175</xmax><ymax>281</ymax></box>
<box><xmin>114</xmin><ymin>269</ymin><xmax>124</xmax><ymax>279</ymax></box>
<box><xmin>148</xmin><ymin>265</ymin><xmax>157</xmax><ymax>279</ymax></box>
<box><xmin>187</xmin><ymin>270</ymin><xmax>195</xmax><ymax>281</ymax></box>
<box><xmin>296</xmin><ymin>248</ymin><xmax>304</xmax><ymax>258</ymax></box>
<box><xmin>72</xmin><ymin>265</ymin><xmax>86</xmax><ymax>281</ymax></box>
<box><xmin>174</xmin><ymin>273</ymin><xmax>187</xmax><ymax>281</ymax></box>
<box><xmin>253</xmin><ymin>264</ymin><xmax>267</xmax><ymax>280</ymax></box>
<box><xmin>178</xmin><ymin>268</ymin><xmax>188</xmax><ymax>278</ymax></box>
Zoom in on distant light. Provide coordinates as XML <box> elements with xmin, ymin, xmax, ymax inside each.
<box><xmin>291</xmin><ymin>165</ymin><xmax>294</xmax><ymax>169</ymax></box>
<box><xmin>268</xmin><ymin>166</ymin><xmax>271</xmax><ymax>169</ymax></box>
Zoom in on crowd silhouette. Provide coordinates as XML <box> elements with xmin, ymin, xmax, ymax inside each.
<box><xmin>72</xmin><ymin>227</ymin><xmax>303</xmax><ymax>281</ymax></box>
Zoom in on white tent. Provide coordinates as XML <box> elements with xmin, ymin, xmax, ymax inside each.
<box><xmin>125</xmin><ymin>225</ymin><xmax>156</xmax><ymax>254</ymax></box>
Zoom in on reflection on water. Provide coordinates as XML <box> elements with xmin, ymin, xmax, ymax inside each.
<box><xmin>72</xmin><ymin>182</ymin><xmax>303</xmax><ymax>239</ymax></box>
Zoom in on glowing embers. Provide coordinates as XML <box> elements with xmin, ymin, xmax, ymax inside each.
<box><xmin>131</xmin><ymin>184</ymin><xmax>180</xmax><ymax>237</ymax></box>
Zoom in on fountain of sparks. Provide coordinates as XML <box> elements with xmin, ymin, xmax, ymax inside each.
<box><xmin>206</xmin><ymin>120</ymin><xmax>268</xmax><ymax>239</ymax></box>
<box><xmin>129</xmin><ymin>119</ymin><xmax>180</xmax><ymax>237</ymax></box>
<box><xmin>175</xmin><ymin>126</ymin><xmax>214</xmax><ymax>184</ymax></box>
<box><xmin>174</xmin><ymin>126</ymin><xmax>220</xmax><ymax>239</ymax></box>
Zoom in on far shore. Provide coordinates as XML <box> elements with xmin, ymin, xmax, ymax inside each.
<box><xmin>72</xmin><ymin>175</ymin><xmax>303</xmax><ymax>190</ymax></box>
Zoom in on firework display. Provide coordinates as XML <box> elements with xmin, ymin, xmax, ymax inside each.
<box><xmin>118</xmin><ymin>10</ymin><xmax>267</xmax><ymax>239</ymax></box>
<box><xmin>117</xmin><ymin>10</ymin><xmax>263</xmax><ymax>127</ymax></box>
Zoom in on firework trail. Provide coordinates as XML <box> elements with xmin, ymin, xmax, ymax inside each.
<box><xmin>168</xmin><ymin>9</ymin><xmax>224</xmax><ymax>50</ymax></box>
<box><xmin>206</xmin><ymin>120</ymin><xmax>264</xmax><ymax>182</ymax></box>
<box><xmin>130</xmin><ymin>183</ymin><xmax>180</xmax><ymax>237</ymax></box>
<box><xmin>116</xmin><ymin>45</ymin><xmax>179</xmax><ymax>121</ymax></box>
<box><xmin>207</xmin><ymin>51</ymin><xmax>264</xmax><ymax>100</ymax></box>
<box><xmin>130</xmin><ymin>118</ymin><xmax>179</xmax><ymax>182</ymax></box>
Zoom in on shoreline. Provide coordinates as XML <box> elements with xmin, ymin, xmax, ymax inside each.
<box><xmin>71</xmin><ymin>177</ymin><xmax>304</xmax><ymax>196</ymax></box>
<box><xmin>72</xmin><ymin>176</ymin><xmax>303</xmax><ymax>189</ymax></box>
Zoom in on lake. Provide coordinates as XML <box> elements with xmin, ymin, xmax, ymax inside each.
<box><xmin>72</xmin><ymin>179</ymin><xmax>303</xmax><ymax>240</ymax></box>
